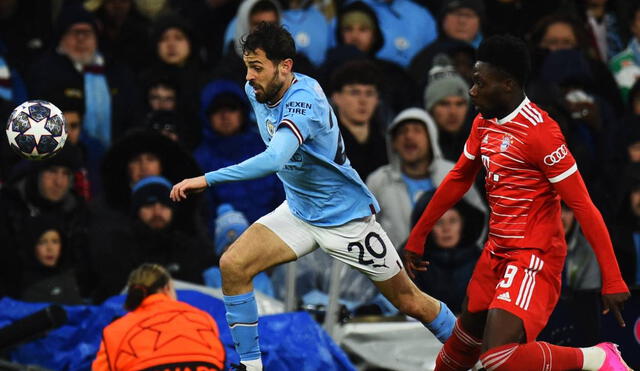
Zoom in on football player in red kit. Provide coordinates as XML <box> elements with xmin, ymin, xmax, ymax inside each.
<box><xmin>405</xmin><ymin>35</ymin><xmax>631</xmax><ymax>371</ymax></box>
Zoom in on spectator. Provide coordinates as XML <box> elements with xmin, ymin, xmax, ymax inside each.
<box><xmin>143</xmin><ymin>109</ymin><xmax>183</xmax><ymax>143</ymax></box>
<box><xmin>576</xmin><ymin>0</ymin><xmax>625</xmax><ymax>63</ymax></box>
<box><xmin>146</xmin><ymin>78</ymin><xmax>179</xmax><ymax>112</ymax></box>
<box><xmin>193</xmin><ymin>79</ymin><xmax>284</xmax><ymax>224</ymax></box>
<box><xmin>0</xmin><ymin>145</ymin><xmax>89</xmax><ymax>297</ymax></box>
<box><xmin>0</xmin><ymin>39</ymin><xmax>29</xmax><ymax>184</ymax></box>
<box><xmin>321</xmin><ymin>1</ymin><xmax>418</xmax><ymax>115</ymax></box>
<box><xmin>408</xmin><ymin>0</ymin><xmax>484</xmax><ymax>91</ymax></box>
<box><xmin>528</xmin><ymin>13</ymin><xmax>623</xmax><ymax>113</ymax></box>
<box><xmin>423</xmin><ymin>54</ymin><xmax>472</xmax><ymax>162</ymax></box>
<box><xmin>171</xmin><ymin>0</ymin><xmax>238</xmax><ymax>68</ymax></box>
<box><xmin>329</xmin><ymin>61</ymin><xmax>388</xmax><ymax>180</ymax></box>
<box><xmin>140</xmin><ymin>12</ymin><xmax>208</xmax><ymax>148</ymax></box>
<box><xmin>410</xmin><ymin>190</ymin><xmax>484</xmax><ymax>314</ymax></box>
<box><xmin>357</xmin><ymin>0</ymin><xmax>438</xmax><ymax>68</ymax></box>
<box><xmin>366</xmin><ymin>107</ymin><xmax>486</xmax><ymax>247</ymax></box>
<box><xmin>609</xmin><ymin>3</ymin><xmax>640</xmax><ymax>103</ymax></box>
<box><xmin>481</xmin><ymin>0</ymin><xmax>557</xmax><ymax>39</ymax></box>
<box><xmin>92</xmin><ymin>263</ymin><xmax>225</xmax><ymax>371</ymax></box>
<box><xmin>51</xmin><ymin>91</ymin><xmax>100</xmax><ymax>199</ymax></box>
<box><xmin>203</xmin><ymin>204</ymin><xmax>275</xmax><ymax>297</ymax></box>
<box><xmin>89</xmin><ymin>176</ymin><xmax>215</xmax><ymax>302</ymax></box>
<box><xmin>281</xmin><ymin>0</ymin><xmax>333</xmax><ymax>67</ymax></box>
<box><xmin>16</xmin><ymin>215</ymin><xmax>83</xmax><ymax>305</ymax></box>
<box><xmin>0</xmin><ymin>0</ymin><xmax>54</xmax><ymax>75</ymax></box>
<box><xmin>98</xmin><ymin>129</ymin><xmax>202</xmax><ymax>222</ymax></box>
<box><xmin>27</xmin><ymin>2</ymin><xmax>139</xmax><ymax>151</ymax></box>
<box><xmin>611</xmin><ymin>163</ymin><xmax>640</xmax><ymax>286</ymax></box>
<box><xmin>560</xmin><ymin>202</ymin><xmax>601</xmax><ymax>291</ymax></box>
<box><xmin>216</xmin><ymin>0</ymin><xmax>315</xmax><ymax>85</ymax></box>
<box><xmin>90</xmin><ymin>0</ymin><xmax>152</xmax><ymax>73</ymax></box>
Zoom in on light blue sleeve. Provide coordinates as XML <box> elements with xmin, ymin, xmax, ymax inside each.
<box><xmin>204</xmin><ymin>128</ymin><xmax>299</xmax><ymax>186</ymax></box>
<box><xmin>280</xmin><ymin>87</ymin><xmax>322</xmax><ymax>143</ymax></box>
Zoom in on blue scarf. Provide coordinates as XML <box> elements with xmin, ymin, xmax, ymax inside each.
<box><xmin>630</xmin><ymin>38</ymin><xmax>640</xmax><ymax>66</ymax></box>
<box><xmin>82</xmin><ymin>53</ymin><xmax>112</xmax><ymax>148</ymax></box>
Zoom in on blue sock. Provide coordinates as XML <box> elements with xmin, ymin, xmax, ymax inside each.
<box><xmin>224</xmin><ymin>292</ymin><xmax>261</xmax><ymax>362</ymax></box>
<box><xmin>424</xmin><ymin>301</ymin><xmax>456</xmax><ymax>343</ymax></box>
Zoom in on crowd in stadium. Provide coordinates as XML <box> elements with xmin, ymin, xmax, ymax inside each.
<box><xmin>0</xmin><ymin>0</ymin><xmax>638</xmax><ymax>317</ymax></box>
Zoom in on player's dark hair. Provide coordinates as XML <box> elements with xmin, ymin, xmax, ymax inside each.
<box><xmin>242</xmin><ymin>22</ymin><xmax>296</xmax><ymax>63</ymax></box>
<box><xmin>250</xmin><ymin>0</ymin><xmax>279</xmax><ymax>18</ymax></box>
<box><xmin>329</xmin><ymin>60</ymin><xmax>382</xmax><ymax>94</ymax></box>
<box><xmin>477</xmin><ymin>35</ymin><xmax>531</xmax><ymax>87</ymax></box>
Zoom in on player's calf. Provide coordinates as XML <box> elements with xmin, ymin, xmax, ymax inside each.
<box><xmin>435</xmin><ymin>320</ymin><xmax>482</xmax><ymax>371</ymax></box>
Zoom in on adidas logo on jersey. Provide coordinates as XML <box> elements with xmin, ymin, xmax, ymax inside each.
<box><xmin>497</xmin><ymin>292</ymin><xmax>511</xmax><ymax>302</ymax></box>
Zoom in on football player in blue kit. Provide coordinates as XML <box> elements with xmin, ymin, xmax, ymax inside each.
<box><xmin>170</xmin><ymin>22</ymin><xmax>455</xmax><ymax>370</ymax></box>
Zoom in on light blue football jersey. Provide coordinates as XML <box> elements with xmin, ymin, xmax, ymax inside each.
<box><xmin>246</xmin><ymin>73</ymin><xmax>380</xmax><ymax>226</ymax></box>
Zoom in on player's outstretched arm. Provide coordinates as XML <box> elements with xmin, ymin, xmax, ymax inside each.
<box><xmin>553</xmin><ymin>171</ymin><xmax>630</xmax><ymax>327</ymax></box>
<box><xmin>403</xmin><ymin>152</ymin><xmax>482</xmax><ymax>278</ymax></box>
<box><xmin>171</xmin><ymin>128</ymin><xmax>299</xmax><ymax>202</ymax></box>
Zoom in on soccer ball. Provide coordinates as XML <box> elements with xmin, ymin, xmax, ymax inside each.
<box><xmin>5</xmin><ymin>100</ymin><xmax>67</xmax><ymax>160</ymax></box>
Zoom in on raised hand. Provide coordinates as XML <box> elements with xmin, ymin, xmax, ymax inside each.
<box><xmin>170</xmin><ymin>176</ymin><xmax>208</xmax><ymax>201</ymax></box>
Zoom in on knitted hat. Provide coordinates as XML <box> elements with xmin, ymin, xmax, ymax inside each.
<box><xmin>130</xmin><ymin>176</ymin><xmax>173</xmax><ymax>214</ymax></box>
<box><xmin>440</xmin><ymin>0</ymin><xmax>485</xmax><ymax>21</ymax></box>
<box><xmin>214</xmin><ymin>204</ymin><xmax>249</xmax><ymax>256</ymax></box>
<box><xmin>424</xmin><ymin>54</ymin><xmax>470</xmax><ymax>111</ymax></box>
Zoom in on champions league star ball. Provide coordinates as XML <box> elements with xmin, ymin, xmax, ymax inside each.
<box><xmin>5</xmin><ymin>100</ymin><xmax>67</xmax><ymax>160</ymax></box>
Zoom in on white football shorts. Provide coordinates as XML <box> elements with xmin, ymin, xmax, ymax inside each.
<box><xmin>256</xmin><ymin>201</ymin><xmax>403</xmax><ymax>281</ymax></box>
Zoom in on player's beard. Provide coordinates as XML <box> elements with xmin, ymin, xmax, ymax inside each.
<box><xmin>254</xmin><ymin>70</ymin><xmax>284</xmax><ymax>104</ymax></box>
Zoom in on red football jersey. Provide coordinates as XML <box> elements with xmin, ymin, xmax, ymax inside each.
<box><xmin>463</xmin><ymin>97</ymin><xmax>576</xmax><ymax>255</ymax></box>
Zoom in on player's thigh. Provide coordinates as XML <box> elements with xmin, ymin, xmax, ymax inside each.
<box><xmin>314</xmin><ymin>215</ymin><xmax>402</xmax><ymax>282</ymax></box>
<box><xmin>485</xmin><ymin>250</ymin><xmax>561</xmax><ymax>345</ymax></box>
<box><xmin>222</xmin><ymin>223</ymin><xmax>298</xmax><ymax>277</ymax></box>
<box><xmin>482</xmin><ymin>308</ymin><xmax>525</xmax><ymax>352</ymax></box>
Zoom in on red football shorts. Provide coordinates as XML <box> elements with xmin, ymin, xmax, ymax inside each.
<box><xmin>466</xmin><ymin>247</ymin><xmax>564</xmax><ymax>342</ymax></box>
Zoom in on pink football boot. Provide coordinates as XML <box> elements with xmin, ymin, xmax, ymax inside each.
<box><xmin>596</xmin><ymin>343</ymin><xmax>633</xmax><ymax>371</ymax></box>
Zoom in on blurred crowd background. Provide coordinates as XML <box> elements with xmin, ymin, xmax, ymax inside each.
<box><xmin>0</xmin><ymin>0</ymin><xmax>639</xmax><ymax>318</ymax></box>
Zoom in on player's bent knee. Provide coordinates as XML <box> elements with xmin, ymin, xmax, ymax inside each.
<box><xmin>394</xmin><ymin>296</ymin><xmax>423</xmax><ymax>318</ymax></box>
<box><xmin>219</xmin><ymin>251</ymin><xmax>252</xmax><ymax>283</ymax></box>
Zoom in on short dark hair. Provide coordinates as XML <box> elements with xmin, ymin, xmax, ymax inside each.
<box><xmin>329</xmin><ymin>60</ymin><xmax>382</xmax><ymax>94</ymax></box>
<box><xmin>250</xmin><ymin>0</ymin><xmax>279</xmax><ymax>18</ymax></box>
<box><xmin>477</xmin><ymin>35</ymin><xmax>531</xmax><ymax>86</ymax></box>
<box><xmin>242</xmin><ymin>22</ymin><xmax>296</xmax><ymax>62</ymax></box>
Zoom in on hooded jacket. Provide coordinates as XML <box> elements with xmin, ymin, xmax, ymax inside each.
<box><xmin>232</xmin><ymin>0</ymin><xmax>283</xmax><ymax>57</ymax></box>
<box><xmin>410</xmin><ymin>189</ymin><xmax>484</xmax><ymax>313</ymax></box>
<box><xmin>193</xmin><ymin>80</ymin><xmax>284</xmax><ymax>224</ymax></box>
<box><xmin>366</xmin><ymin>107</ymin><xmax>486</xmax><ymax>247</ymax></box>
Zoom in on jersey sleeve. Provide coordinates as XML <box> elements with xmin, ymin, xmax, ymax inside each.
<box><xmin>280</xmin><ymin>88</ymin><xmax>320</xmax><ymax>144</ymax></box>
<box><xmin>462</xmin><ymin>115</ymin><xmax>483</xmax><ymax>161</ymax></box>
<box><xmin>526</xmin><ymin>118</ymin><xmax>577</xmax><ymax>183</ymax></box>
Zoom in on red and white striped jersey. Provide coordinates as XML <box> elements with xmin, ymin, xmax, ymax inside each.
<box><xmin>464</xmin><ymin>97</ymin><xmax>577</xmax><ymax>255</ymax></box>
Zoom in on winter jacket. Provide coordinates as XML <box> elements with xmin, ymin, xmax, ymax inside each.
<box><xmin>193</xmin><ymin>80</ymin><xmax>285</xmax><ymax>224</ymax></box>
<box><xmin>366</xmin><ymin>108</ymin><xmax>486</xmax><ymax>247</ymax></box>
<box><xmin>410</xmin><ymin>190</ymin><xmax>485</xmax><ymax>313</ymax></box>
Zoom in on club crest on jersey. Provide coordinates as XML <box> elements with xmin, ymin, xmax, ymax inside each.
<box><xmin>500</xmin><ymin>135</ymin><xmax>511</xmax><ymax>152</ymax></box>
<box><xmin>266</xmin><ymin>119</ymin><xmax>276</xmax><ymax>136</ymax></box>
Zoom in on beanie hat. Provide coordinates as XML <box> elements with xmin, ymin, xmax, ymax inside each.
<box><xmin>424</xmin><ymin>54</ymin><xmax>470</xmax><ymax>111</ymax></box>
<box><xmin>131</xmin><ymin>176</ymin><xmax>173</xmax><ymax>214</ymax></box>
<box><xmin>54</xmin><ymin>2</ymin><xmax>98</xmax><ymax>45</ymax></box>
<box><xmin>440</xmin><ymin>0</ymin><xmax>485</xmax><ymax>22</ymax></box>
<box><xmin>214</xmin><ymin>204</ymin><xmax>249</xmax><ymax>256</ymax></box>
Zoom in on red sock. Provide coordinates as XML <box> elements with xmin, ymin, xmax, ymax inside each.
<box><xmin>480</xmin><ymin>342</ymin><xmax>584</xmax><ymax>371</ymax></box>
<box><xmin>435</xmin><ymin>320</ymin><xmax>482</xmax><ymax>371</ymax></box>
